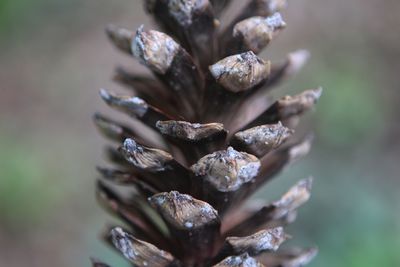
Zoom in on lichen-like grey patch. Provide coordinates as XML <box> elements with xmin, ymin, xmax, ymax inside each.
<box><xmin>168</xmin><ymin>0</ymin><xmax>197</xmax><ymax>26</ymax></box>
<box><xmin>110</xmin><ymin>226</ymin><xmax>175</xmax><ymax>266</ymax></box>
<box><xmin>111</xmin><ymin>227</ymin><xmax>138</xmax><ymax>261</ymax></box>
<box><xmin>265</xmin><ymin>12</ymin><xmax>286</xmax><ymax>28</ymax></box>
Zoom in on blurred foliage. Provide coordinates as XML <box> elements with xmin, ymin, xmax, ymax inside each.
<box><xmin>0</xmin><ymin>134</ymin><xmax>55</xmax><ymax>229</ymax></box>
<box><xmin>0</xmin><ymin>0</ymin><xmax>38</xmax><ymax>31</ymax></box>
<box><xmin>313</xmin><ymin>61</ymin><xmax>383</xmax><ymax>148</ymax></box>
<box><xmin>257</xmin><ymin>50</ymin><xmax>399</xmax><ymax>266</ymax></box>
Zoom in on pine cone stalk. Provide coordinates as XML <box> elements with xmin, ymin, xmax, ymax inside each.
<box><xmin>93</xmin><ymin>1</ymin><xmax>322</xmax><ymax>266</ymax></box>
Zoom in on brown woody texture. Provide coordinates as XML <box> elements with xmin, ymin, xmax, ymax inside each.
<box><xmin>93</xmin><ymin>0</ymin><xmax>322</xmax><ymax>266</ymax></box>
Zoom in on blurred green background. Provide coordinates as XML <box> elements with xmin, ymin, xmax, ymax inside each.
<box><xmin>0</xmin><ymin>0</ymin><xmax>399</xmax><ymax>266</ymax></box>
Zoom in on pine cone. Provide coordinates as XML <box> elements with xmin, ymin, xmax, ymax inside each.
<box><xmin>93</xmin><ymin>1</ymin><xmax>322</xmax><ymax>266</ymax></box>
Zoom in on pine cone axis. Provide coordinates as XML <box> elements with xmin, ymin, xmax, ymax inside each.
<box><xmin>93</xmin><ymin>0</ymin><xmax>322</xmax><ymax>266</ymax></box>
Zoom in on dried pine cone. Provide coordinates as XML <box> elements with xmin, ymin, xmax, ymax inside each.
<box><xmin>92</xmin><ymin>0</ymin><xmax>322</xmax><ymax>266</ymax></box>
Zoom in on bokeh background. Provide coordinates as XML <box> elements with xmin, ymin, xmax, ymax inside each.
<box><xmin>1</xmin><ymin>0</ymin><xmax>399</xmax><ymax>266</ymax></box>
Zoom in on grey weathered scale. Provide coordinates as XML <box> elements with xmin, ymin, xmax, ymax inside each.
<box><xmin>203</xmin><ymin>51</ymin><xmax>271</xmax><ymax>123</ymax></box>
<box><xmin>132</xmin><ymin>26</ymin><xmax>180</xmax><ymax>75</ymax></box>
<box><xmin>156</xmin><ymin>121</ymin><xmax>226</xmax><ymax>142</ymax></box>
<box><xmin>243</xmin><ymin>88</ymin><xmax>323</xmax><ymax>130</ymax></box>
<box><xmin>100</xmin><ymin>89</ymin><xmax>148</xmax><ymax>118</ymax></box>
<box><xmin>156</xmin><ymin>120</ymin><xmax>229</xmax><ymax>164</ymax></box>
<box><xmin>190</xmin><ymin>147</ymin><xmax>261</xmax><ymax>214</ymax></box>
<box><xmin>121</xmin><ymin>138</ymin><xmax>173</xmax><ymax>172</ymax></box>
<box><xmin>191</xmin><ymin>147</ymin><xmax>260</xmax><ymax>192</ymax></box>
<box><xmin>111</xmin><ymin>227</ymin><xmax>176</xmax><ymax>267</ymax></box>
<box><xmin>231</xmin><ymin>122</ymin><xmax>294</xmax><ymax>157</ymax></box>
<box><xmin>149</xmin><ymin>191</ymin><xmax>221</xmax><ymax>264</ymax></box>
<box><xmin>222</xmin><ymin>13</ymin><xmax>286</xmax><ymax>56</ymax></box>
<box><xmin>133</xmin><ymin>26</ymin><xmax>204</xmax><ymax>119</ymax></box>
<box><xmin>219</xmin><ymin>0</ymin><xmax>288</xmax><ymax>54</ymax></box>
<box><xmin>209</xmin><ymin>51</ymin><xmax>270</xmax><ymax>93</ymax></box>
<box><xmin>276</xmin><ymin>89</ymin><xmax>323</xmax><ymax>120</ymax></box>
<box><xmin>213</xmin><ymin>227</ymin><xmax>289</xmax><ymax>263</ymax></box>
<box><xmin>225</xmin><ymin>178</ymin><xmax>313</xmax><ymax>236</ymax></box>
<box><xmin>119</xmin><ymin>138</ymin><xmax>192</xmax><ymax>193</ymax></box>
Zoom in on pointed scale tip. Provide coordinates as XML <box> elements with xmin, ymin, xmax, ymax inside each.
<box><xmin>99</xmin><ymin>88</ymin><xmax>111</xmax><ymax>102</ymax></box>
<box><xmin>289</xmin><ymin>134</ymin><xmax>314</xmax><ymax>162</ymax></box>
<box><xmin>314</xmin><ymin>87</ymin><xmax>323</xmax><ymax>99</ymax></box>
<box><xmin>105</xmin><ymin>24</ymin><xmax>134</xmax><ymax>54</ymax></box>
<box><xmin>123</xmin><ymin>138</ymin><xmax>141</xmax><ymax>153</ymax></box>
<box><xmin>99</xmin><ymin>89</ymin><xmax>148</xmax><ymax>118</ymax></box>
<box><xmin>285</xmin><ymin>49</ymin><xmax>311</xmax><ymax>75</ymax></box>
<box><xmin>110</xmin><ymin>227</ymin><xmax>175</xmax><ymax>267</ymax></box>
<box><xmin>274</xmin><ymin>88</ymin><xmax>322</xmax><ymax>121</ymax></box>
<box><xmin>148</xmin><ymin>192</ymin><xmax>221</xmax><ymax>261</ymax></box>
<box><xmin>90</xmin><ymin>258</ymin><xmax>111</xmax><ymax>267</ymax></box>
<box><xmin>266</xmin><ymin>12</ymin><xmax>286</xmax><ymax>28</ymax></box>
<box><xmin>298</xmin><ymin>88</ymin><xmax>323</xmax><ymax>105</ymax></box>
<box><xmin>120</xmin><ymin>138</ymin><xmax>173</xmax><ymax>172</ymax></box>
<box><xmin>224</xmin><ymin>178</ymin><xmax>314</xmax><ymax>237</ymax></box>
<box><xmin>274</xmin><ymin>178</ymin><xmax>313</xmax><ymax>212</ymax></box>
<box><xmin>300</xmin><ymin>176</ymin><xmax>314</xmax><ymax>192</ymax></box>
